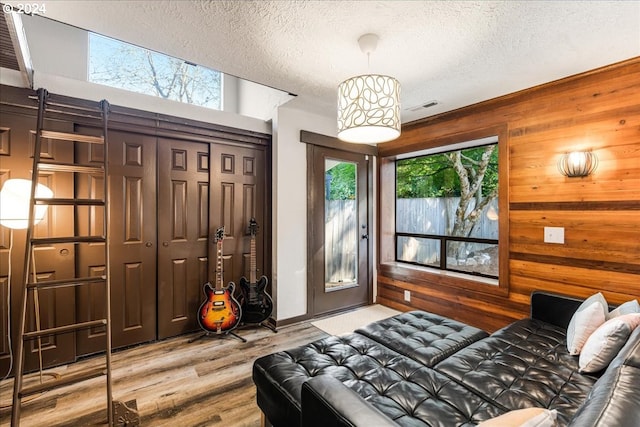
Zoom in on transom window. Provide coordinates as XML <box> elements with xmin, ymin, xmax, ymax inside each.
<box><xmin>395</xmin><ymin>141</ymin><xmax>499</xmax><ymax>279</ymax></box>
<box><xmin>88</xmin><ymin>33</ymin><xmax>222</xmax><ymax>110</ymax></box>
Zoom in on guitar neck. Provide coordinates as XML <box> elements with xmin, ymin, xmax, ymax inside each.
<box><xmin>216</xmin><ymin>240</ymin><xmax>224</xmax><ymax>290</ymax></box>
<box><xmin>249</xmin><ymin>235</ymin><xmax>257</xmax><ymax>284</ymax></box>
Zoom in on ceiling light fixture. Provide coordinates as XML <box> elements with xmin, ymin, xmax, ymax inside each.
<box><xmin>337</xmin><ymin>33</ymin><xmax>401</xmax><ymax>144</ymax></box>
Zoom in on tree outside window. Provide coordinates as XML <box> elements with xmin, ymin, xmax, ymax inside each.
<box><xmin>88</xmin><ymin>33</ymin><xmax>221</xmax><ymax>110</ymax></box>
<box><xmin>395</xmin><ymin>143</ymin><xmax>499</xmax><ymax>278</ymax></box>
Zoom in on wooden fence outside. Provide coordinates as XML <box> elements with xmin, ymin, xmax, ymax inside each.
<box><xmin>325</xmin><ymin>198</ymin><xmax>500</xmax><ymax>281</ymax></box>
<box><xmin>325</xmin><ymin>200</ymin><xmax>357</xmax><ymax>285</ymax></box>
<box><xmin>396</xmin><ymin>197</ymin><xmax>499</xmax><ymax>238</ymax></box>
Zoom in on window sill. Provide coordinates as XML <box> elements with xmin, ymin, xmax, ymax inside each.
<box><xmin>378</xmin><ymin>261</ymin><xmax>507</xmax><ymax>297</ymax></box>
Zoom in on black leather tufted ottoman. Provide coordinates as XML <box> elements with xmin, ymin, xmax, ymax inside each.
<box><xmin>253</xmin><ymin>330</ymin><xmax>499</xmax><ymax>426</ymax></box>
<box><xmin>355</xmin><ymin>310</ymin><xmax>489</xmax><ymax>367</ymax></box>
<box><xmin>254</xmin><ymin>334</ymin><xmax>394</xmax><ymax>427</ymax></box>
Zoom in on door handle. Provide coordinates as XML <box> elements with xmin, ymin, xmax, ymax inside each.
<box><xmin>361</xmin><ymin>234</ymin><xmax>369</xmax><ymax>240</ymax></box>
<box><xmin>145</xmin><ymin>242</ymin><xmax>153</xmax><ymax>247</ymax></box>
<box><xmin>162</xmin><ymin>242</ymin><xmax>169</xmax><ymax>247</ymax></box>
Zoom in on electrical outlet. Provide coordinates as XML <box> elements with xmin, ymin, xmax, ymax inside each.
<box><xmin>404</xmin><ymin>290</ymin><xmax>411</xmax><ymax>302</ymax></box>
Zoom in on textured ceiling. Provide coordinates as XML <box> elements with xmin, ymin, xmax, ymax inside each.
<box><xmin>6</xmin><ymin>0</ymin><xmax>640</xmax><ymax>123</ymax></box>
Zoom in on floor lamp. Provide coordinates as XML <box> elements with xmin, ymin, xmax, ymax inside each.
<box><xmin>0</xmin><ymin>179</ymin><xmax>52</xmax><ymax>380</ymax></box>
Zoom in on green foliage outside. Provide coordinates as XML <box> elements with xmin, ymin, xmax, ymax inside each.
<box><xmin>396</xmin><ymin>143</ymin><xmax>499</xmax><ymax>243</ymax></box>
<box><xmin>396</xmin><ymin>145</ymin><xmax>498</xmax><ymax>198</ymax></box>
<box><xmin>324</xmin><ymin>145</ymin><xmax>498</xmax><ymax>202</ymax></box>
<box><xmin>326</xmin><ymin>162</ymin><xmax>356</xmax><ymax>200</ymax></box>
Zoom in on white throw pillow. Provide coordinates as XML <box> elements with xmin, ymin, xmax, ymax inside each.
<box><xmin>566</xmin><ymin>293</ymin><xmax>608</xmax><ymax>355</ymax></box>
<box><xmin>579</xmin><ymin>313</ymin><xmax>640</xmax><ymax>373</ymax></box>
<box><xmin>607</xmin><ymin>299</ymin><xmax>640</xmax><ymax>319</ymax></box>
<box><xmin>477</xmin><ymin>408</ymin><xmax>557</xmax><ymax>427</ymax></box>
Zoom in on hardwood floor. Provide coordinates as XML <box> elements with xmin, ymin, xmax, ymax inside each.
<box><xmin>0</xmin><ymin>323</ymin><xmax>328</xmax><ymax>426</ymax></box>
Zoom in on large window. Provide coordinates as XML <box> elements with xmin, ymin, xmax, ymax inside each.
<box><xmin>395</xmin><ymin>142</ymin><xmax>499</xmax><ymax>279</ymax></box>
<box><xmin>88</xmin><ymin>33</ymin><xmax>222</xmax><ymax>109</ymax></box>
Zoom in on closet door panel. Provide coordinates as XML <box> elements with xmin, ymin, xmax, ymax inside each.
<box><xmin>157</xmin><ymin>138</ymin><xmax>209</xmax><ymax>339</ymax></box>
<box><xmin>108</xmin><ymin>131</ymin><xmax>157</xmax><ymax>348</ymax></box>
<box><xmin>0</xmin><ymin>112</ymin><xmax>76</xmax><ymax>374</ymax></box>
<box><xmin>76</xmin><ymin>128</ymin><xmax>157</xmax><ymax>355</ymax></box>
<box><xmin>210</xmin><ymin>145</ymin><xmax>266</xmax><ymax>295</ymax></box>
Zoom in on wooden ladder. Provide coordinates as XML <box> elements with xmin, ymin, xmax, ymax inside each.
<box><xmin>11</xmin><ymin>88</ymin><xmax>115</xmax><ymax>426</ymax></box>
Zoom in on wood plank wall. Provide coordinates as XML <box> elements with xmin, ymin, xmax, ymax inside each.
<box><xmin>376</xmin><ymin>57</ymin><xmax>640</xmax><ymax>332</ymax></box>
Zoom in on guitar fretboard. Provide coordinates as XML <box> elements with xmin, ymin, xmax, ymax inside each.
<box><xmin>249</xmin><ymin>235</ymin><xmax>257</xmax><ymax>284</ymax></box>
<box><xmin>216</xmin><ymin>240</ymin><xmax>224</xmax><ymax>291</ymax></box>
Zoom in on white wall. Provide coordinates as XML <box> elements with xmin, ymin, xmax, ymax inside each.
<box><xmin>0</xmin><ymin>68</ymin><xmax>24</xmax><ymax>87</ymax></box>
<box><xmin>272</xmin><ymin>106</ymin><xmax>337</xmax><ymax>320</ymax></box>
<box><xmin>238</xmin><ymin>79</ymin><xmax>293</xmax><ymax>122</ymax></box>
<box><xmin>21</xmin><ymin>13</ymin><xmax>87</xmax><ymax>81</ymax></box>
<box><xmin>222</xmin><ymin>74</ymin><xmax>239</xmax><ymax>114</ymax></box>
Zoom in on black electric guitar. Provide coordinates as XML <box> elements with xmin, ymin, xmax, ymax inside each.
<box><xmin>197</xmin><ymin>227</ymin><xmax>242</xmax><ymax>333</ymax></box>
<box><xmin>239</xmin><ymin>218</ymin><xmax>273</xmax><ymax>324</ymax></box>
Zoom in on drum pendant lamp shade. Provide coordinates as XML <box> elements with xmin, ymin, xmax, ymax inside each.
<box><xmin>337</xmin><ymin>74</ymin><xmax>401</xmax><ymax>144</ymax></box>
<box><xmin>337</xmin><ymin>34</ymin><xmax>401</xmax><ymax>144</ymax></box>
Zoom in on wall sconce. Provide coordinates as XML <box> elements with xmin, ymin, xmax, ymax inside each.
<box><xmin>558</xmin><ymin>151</ymin><xmax>598</xmax><ymax>178</ymax></box>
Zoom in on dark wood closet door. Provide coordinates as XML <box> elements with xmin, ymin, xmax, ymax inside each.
<box><xmin>210</xmin><ymin>144</ymin><xmax>266</xmax><ymax>294</ymax></box>
<box><xmin>75</xmin><ymin>128</ymin><xmax>157</xmax><ymax>354</ymax></box>
<box><xmin>0</xmin><ymin>112</ymin><xmax>76</xmax><ymax>373</ymax></box>
<box><xmin>157</xmin><ymin>138</ymin><xmax>210</xmax><ymax>339</ymax></box>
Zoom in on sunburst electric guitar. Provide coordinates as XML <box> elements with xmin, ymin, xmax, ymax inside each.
<box><xmin>239</xmin><ymin>218</ymin><xmax>273</xmax><ymax>324</ymax></box>
<box><xmin>197</xmin><ymin>227</ymin><xmax>242</xmax><ymax>334</ymax></box>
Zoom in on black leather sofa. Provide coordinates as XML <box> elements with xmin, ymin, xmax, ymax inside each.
<box><xmin>253</xmin><ymin>292</ymin><xmax>640</xmax><ymax>426</ymax></box>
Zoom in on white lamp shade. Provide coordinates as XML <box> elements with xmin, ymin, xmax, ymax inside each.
<box><xmin>337</xmin><ymin>74</ymin><xmax>401</xmax><ymax>144</ymax></box>
<box><xmin>0</xmin><ymin>179</ymin><xmax>53</xmax><ymax>229</ymax></box>
<box><xmin>558</xmin><ymin>151</ymin><xmax>598</xmax><ymax>177</ymax></box>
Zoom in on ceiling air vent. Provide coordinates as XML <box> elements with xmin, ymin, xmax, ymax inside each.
<box><xmin>406</xmin><ymin>100</ymin><xmax>438</xmax><ymax>112</ymax></box>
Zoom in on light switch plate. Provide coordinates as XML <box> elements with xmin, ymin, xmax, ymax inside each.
<box><xmin>404</xmin><ymin>290</ymin><xmax>411</xmax><ymax>302</ymax></box>
<box><xmin>544</xmin><ymin>226</ymin><xmax>565</xmax><ymax>244</ymax></box>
